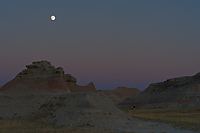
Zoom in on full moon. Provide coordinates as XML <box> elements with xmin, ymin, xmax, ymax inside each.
<box><xmin>51</xmin><ymin>15</ymin><xmax>56</xmax><ymax>21</ymax></box>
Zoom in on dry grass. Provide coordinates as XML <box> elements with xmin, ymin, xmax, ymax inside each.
<box><xmin>0</xmin><ymin>118</ymin><xmax>114</xmax><ymax>133</ymax></box>
<box><xmin>123</xmin><ymin>108</ymin><xmax>200</xmax><ymax>131</ymax></box>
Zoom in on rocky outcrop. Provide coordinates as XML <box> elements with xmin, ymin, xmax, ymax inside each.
<box><xmin>0</xmin><ymin>61</ymin><xmax>96</xmax><ymax>95</ymax></box>
<box><xmin>101</xmin><ymin>87</ymin><xmax>141</xmax><ymax>104</ymax></box>
<box><xmin>16</xmin><ymin>61</ymin><xmax>77</xmax><ymax>85</ymax></box>
<box><xmin>0</xmin><ymin>61</ymin><xmax>72</xmax><ymax>95</ymax></box>
<box><xmin>63</xmin><ymin>74</ymin><xmax>77</xmax><ymax>85</ymax></box>
<box><xmin>119</xmin><ymin>73</ymin><xmax>200</xmax><ymax>109</ymax></box>
<box><xmin>68</xmin><ymin>82</ymin><xmax>96</xmax><ymax>92</ymax></box>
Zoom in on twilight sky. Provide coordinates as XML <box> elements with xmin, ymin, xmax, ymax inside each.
<box><xmin>1</xmin><ymin>0</ymin><xmax>200</xmax><ymax>90</ymax></box>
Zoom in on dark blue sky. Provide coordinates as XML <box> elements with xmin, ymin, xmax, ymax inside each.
<box><xmin>1</xmin><ymin>0</ymin><xmax>200</xmax><ymax>90</ymax></box>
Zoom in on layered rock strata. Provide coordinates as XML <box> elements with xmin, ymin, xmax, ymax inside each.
<box><xmin>119</xmin><ymin>73</ymin><xmax>200</xmax><ymax>109</ymax></box>
<box><xmin>101</xmin><ymin>87</ymin><xmax>141</xmax><ymax>104</ymax></box>
<box><xmin>0</xmin><ymin>61</ymin><xmax>96</xmax><ymax>95</ymax></box>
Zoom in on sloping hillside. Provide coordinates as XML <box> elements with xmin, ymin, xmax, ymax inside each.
<box><xmin>101</xmin><ymin>87</ymin><xmax>141</xmax><ymax>104</ymax></box>
<box><xmin>0</xmin><ymin>92</ymin><xmax>193</xmax><ymax>132</ymax></box>
<box><xmin>119</xmin><ymin>73</ymin><xmax>200</xmax><ymax>109</ymax></box>
<box><xmin>69</xmin><ymin>82</ymin><xmax>96</xmax><ymax>92</ymax></box>
<box><xmin>0</xmin><ymin>61</ymin><xmax>96</xmax><ymax>95</ymax></box>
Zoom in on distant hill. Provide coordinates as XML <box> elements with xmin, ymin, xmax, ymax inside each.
<box><xmin>101</xmin><ymin>87</ymin><xmax>141</xmax><ymax>104</ymax></box>
<box><xmin>68</xmin><ymin>82</ymin><xmax>97</xmax><ymax>93</ymax></box>
<box><xmin>119</xmin><ymin>73</ymin><xmax>200</xmax><ymax>109</ymax></box>
<box><xmin>0</xmin><ymin>61</ymin><xmax>96</xmax><ymax>95</ymax></box>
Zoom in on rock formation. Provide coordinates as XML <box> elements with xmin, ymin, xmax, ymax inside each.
<box><xmin>68</xmin><ymin>82</ymin><xmax>96</xmax><ymax>92</ymax></box>
<box><xmin>17</xmin><ymin>61</ymin><xmax>77</xmax><ymax>85</ymax></box>
<box><xmin>119</xmin><ymin>73</ymin><xmax>200</xmax><ymax>109</ymax></box>
<box><xmin>0</xmin><ymin>61</ymin><xmax>96</xmax><ymax>95</ymax></box>
<box><xmin>0</xmin><ymin>92</ymin><xmax>189</xmax><ymax>132</ymax></box>
<box><xmin>101</xmin><ymin>87</ymin><xmax>141</xmax><ymax>104</ymax></box>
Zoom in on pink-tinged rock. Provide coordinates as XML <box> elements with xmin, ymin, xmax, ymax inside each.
<box><xmin>0</xmin><ymin>61</ymin><xmax>97</xmax><ymax>95</ymax></box>
<box><xmin>101</xmin><ymin>87</ymin><xmax>141</xmax><ymax>104</ymax></box>
<box><xmin>68</xmin><ymin>82</ymin><xmax>97</xmax><ymax>92</ymax></box>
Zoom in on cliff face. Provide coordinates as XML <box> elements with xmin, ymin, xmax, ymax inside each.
<box><xmin>0</xmin><ymin>61</ymin><xmax>96</xmax><ymax>95</ymax></box>
<box><xmin>16</xmin><ymin>61</ymin><xmax>77</xmax><ymax>85</ymax></box>
<box><xmin>119</xmin><ymin>73</ymin><xmax>200</xmax><ymax>109</ymax></box>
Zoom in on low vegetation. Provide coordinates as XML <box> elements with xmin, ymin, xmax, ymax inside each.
<box><xmin>123</xmin><ymin>108</ymin><xmax>200</xmax><ymax>131</ymax></box>
<box><xmin>1</xmin><ymin>107</ymin><xmax>200</xmax><ymax>132</ymax></box>
<box><xmin>0</xmin><ymin>118</ymin><xmax>118</xmax><ymax>133</ymax></box>
<box><xmin>56</xmin><ymin>102</ymin><xmax>66</xmax><ymax>107</ymax></box>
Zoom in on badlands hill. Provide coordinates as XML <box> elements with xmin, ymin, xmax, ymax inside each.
<box><xmin>119</xmin><ymin>73</ymin><xmax>200</xmax><ymax>109</ymax></box>
<box><xmin>101</xmin><ymin>87</ymin><xmax>141</xmax><ymax>104</ymax></box>
<box><xmin>0</xmin><ymin>61</ymin><xmax>196</xmax><ymax>132</ymax></box>
<box><xmin>0</xmin><ymin>61</ymin><xmax>96</xmax><ymax>95</ymax></box>
<box><xmin>0</xmin><ymin>93</ymin><xmax>193</xmax><ymax>132</ymax></box>
<box><xmin>0</xmin><ymin>93</ymin><xmax>141</xmax><ymax>132</ymax></box>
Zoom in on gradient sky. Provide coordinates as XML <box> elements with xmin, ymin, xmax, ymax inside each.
<box><xmin>1</xmin><ymin>0</ymin><xmax>200</xmax><ymax>90</ymax></box>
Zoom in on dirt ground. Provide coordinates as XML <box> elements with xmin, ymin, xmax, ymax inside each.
<box><xmin>0</xmin><ymin>92</ymin><xmax>196</xmax><ymax>133</ymax></box>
